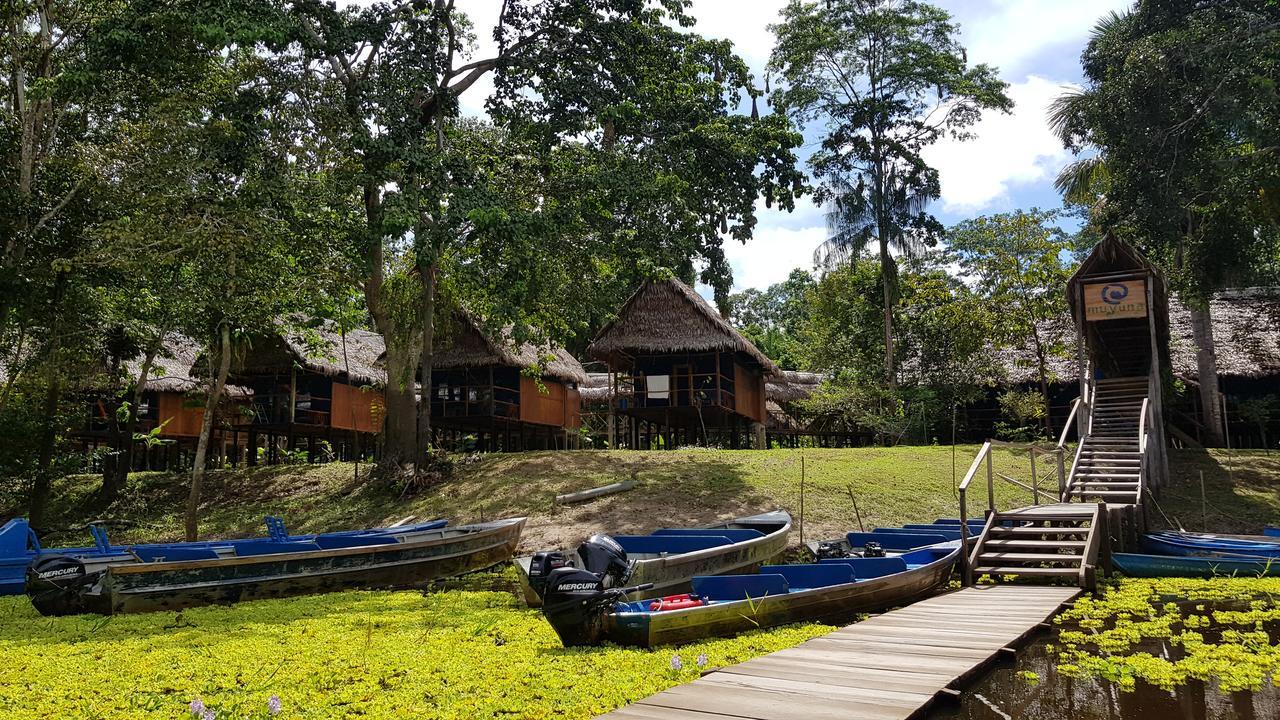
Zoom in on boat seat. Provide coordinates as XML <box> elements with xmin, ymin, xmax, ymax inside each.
<box><xmin>651</xmin><ymin>528</ymin><xmax>764</xmax><ymax>542</ymax></box>
<box><xmin>376</xmin><ymin>519</ymin><xmax>448</xmax><ymax>534</ymax></box>
<box><xmin>759</xmin><ymin>563</ymin><xmax>854</xmax><ymax>589</ymax></box>
<box><xmin>1266</xmin><ymin>527</ymin><xmax>1280</xmax><ymax>538</ymax></box>
<box><xmin>132</xmin><ymin>546</ymin><xmax>221</xmax><ymax>563</ymax></box>
<box><xmin>234</xmin><ymin>541</ymin><xmax>322</xmax><ymax>557</ymax></box>
<box><xmin>692</xmin><ymin>574</ymin><xmax>788</xmax><ymax>601</ymax></box>
<box><xmin>313</xmin><ymin>535</ymin><xmax>400</xmax><ymax>550</ymax></box>
<box><xmin>0</xmin><ymin>518</ymin><xmax>27</xmax><ymax>555</ymax></box>
<box><xmin>847</xmin><ymin>532</ymin><xmax>950</xmax><ymax>551</ymax></box>
<box><xmin>819</xmin><ymin>557</ymin><xmax>908</xmax><ymax>579</ymax></box>
<box><xmin>612</xmin><ymin>535</ymin><xmax>734</xmax><ymax>555</ymax></box>
<box><xmin>877</xmin><ymin>527</ymin><xmax>962</xmax><ymax>540</ymax></box>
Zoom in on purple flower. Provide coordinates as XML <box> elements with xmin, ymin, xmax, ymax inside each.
<box><xmin>670</xmin><ymin>655</ymin><xmax>683</xmax><ymax>670</ymax></box>
<box><xmin>202</xmin><ymin>711</ymin><xmax>216</xmax><ymax>720</ymax></box>
<box><xmin>696</xmin><ymin>653</ymin><xmax>708</xmax><ymax>667</ymax></box>
<box><xmin>189</xmin><ymin>698</ymin><xmax>205</xmax><ymax>716</ymax></box>
<box><xmin>268</xmin><ymin>695</ymin><xmax>282</xmax><ymax>716</ymax></box>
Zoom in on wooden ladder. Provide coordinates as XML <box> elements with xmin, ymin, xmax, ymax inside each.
<box><xmin>967</xmin><ymin>504</ymin><xmax>1103</xmax><ymax>589</ymax></box>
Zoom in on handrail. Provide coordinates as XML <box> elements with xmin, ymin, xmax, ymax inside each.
<box><xmin>1057</xmin><ymin>397</ymin><xmax>1081</xmax><ymax>449</ymax></box>
<box><xmin>1137</xmin><ymin>396</ymin><xmax>1150</xmax><ymax>507</ymax></box>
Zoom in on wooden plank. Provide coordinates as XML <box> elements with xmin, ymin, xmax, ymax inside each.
<box><xmin>595</xmin><ymin>585</ymin><xmax>1081</xmax><ymax>720</ymax></box>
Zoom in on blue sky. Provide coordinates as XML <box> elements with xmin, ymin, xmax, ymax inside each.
<box><xmin>454</xmin><ymin>0</ymin><xmax>1134</xmax><ymax>292</ymax></box>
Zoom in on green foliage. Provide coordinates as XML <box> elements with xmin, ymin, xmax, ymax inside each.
<box><xmin>728</xmin><ymin>269</ymin><xmax>815</xmax><ymax>370</ymax></box>
<box><xmin>1054</xmin><ymin>577</ymin><xmax>1280</xmax><ymax>692</ymax></box>
<box><xmin>995</xmin><ymin>390</ymin><xmax>1048</xmax><ymax>442</ymax></box>
<box><xmin>0</xmin><ymin>569</ymin><xmax>831</xmax><ymax>719</ymax></box>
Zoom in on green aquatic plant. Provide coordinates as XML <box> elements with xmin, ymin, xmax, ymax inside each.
<box><xmin>1054</xmin><ymin>577</ymin><xmax>1280</xmax><ymax>692</ymax></box>
<box><xmin>0</xmin><ymin>568</ymin><xmax>832</xmax><ymax>719</ymax></box>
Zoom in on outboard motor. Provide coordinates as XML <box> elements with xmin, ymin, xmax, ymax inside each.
<box><xmin>526</xmin><ymin>551</ymin><xmax>571</xmax><ymax>600</ymax></box>
<box><xmin>540</xmin><ymin>566</ymin><xmax>655</xmax><ymax>647</ymax></box>
<box><xmin>577</xmin><ymin>534</ymin><xmax>633</xmax><ymax>589</ymax></box>
<box><xmin>814</xmin><ymin>540</ymin><xmax>852</xmax><ymax>560</ymax></box>
<box><xmin>26</xmin><ymin>555</ymin><xmax>100</xmax><ymax>616</ymax></box>
<box><xmin>862</xmin><ymin>541</ymin><xmax>886</xmax><ymax>558</ymax></box>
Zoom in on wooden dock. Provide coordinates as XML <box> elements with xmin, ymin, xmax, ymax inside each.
<box><xmin>596</xmin><ymin>584</ymin><xmax>1081</xmax><ymax>720</ymax></box>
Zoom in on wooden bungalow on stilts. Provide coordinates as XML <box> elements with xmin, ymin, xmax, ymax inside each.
<box><xmin>587</xmin><ymin>278</ymin><xmax>779</xmax><ymax>449</ymax></box>
<box><xmin>226</xmin><ymin>324</ymin><xmax>386</xmax><ymax>465</ymax></box>
<box><xmin>428</xmin><ymin>312</ymin><xmax>588</xmax><ymax>451</ymax></box>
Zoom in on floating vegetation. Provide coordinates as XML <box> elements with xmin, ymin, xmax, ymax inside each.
<box><xmin>0</xmin><ymin>567</ymin><xmax>830</xmax><ymax>719</ymax></box>
<box><xmin>1054</xmin><ymin>577</ymin><xmax>1280</xmax><ymax>692</ymax></box>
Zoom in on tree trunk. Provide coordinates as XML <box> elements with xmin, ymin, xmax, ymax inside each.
<box><xmin>1189</xmin><ymin>304</ymin><xmax>1225</xmax><ymax>447</ymax></box>
<box><xmin>879</xmin><ymin>240</ymin><xmax>895</xmax><ymax>387</ymax></box>
<box><xmin>380</xmin><ymin>342</ymin><xmax>419</xmax><ymax>469</ymax></box>
<box><xmin>102</xmin><ymin>343</ymin><xmax>159</xmax><ymax>504</ymax></box>
<box><xmin>185</xmin><ymin>322</ymin><xmax>231</xmax><ymax>541</ymax></box>
<box><xmin>416</xmin><ymin>262</ymin><xmax>437</xmax><ymax>466</ymax></box>
<box><xmin>28</xmin><ymin>270</ymin><xmax>67</xmax><ymax>529</ymax></box>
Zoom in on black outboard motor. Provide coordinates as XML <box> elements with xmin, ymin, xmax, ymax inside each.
<box><xmin>814</xmin><ymin>540</ymin><xmax>852</xmax><ymax>560</ymax></box>
<box><xmin>27</xmin><ymin>555</ymin><xmax>100</xmax><ymax>616</ymax></box>
<box><xmin>526</xmin><ymin>551</ymin><xmax>571</xmax><ymax>600</ymax></box>
<box><xmin>862</xmin><ymin>541</ymin><xmax>886</xmax><ymax>558</ymax></box>
<box><xmin>577</xmin><ymin>534</ymin><xmax>633</xmax><ymax>589</ymax></box>
<box><xmin>540</xmin><ymin>566</ymin><xmax>613</xmax><ymax>646</ymax></box>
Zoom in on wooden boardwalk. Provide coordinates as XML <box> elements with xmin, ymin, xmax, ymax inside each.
<box><xmin>596</xmin><ymin>584</ymin><xmax>1081</xmax><ymax>720</ymax></box>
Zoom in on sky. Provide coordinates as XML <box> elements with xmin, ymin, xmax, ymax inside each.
<box><xmin>451</xmin><ymin>0</ymin><xmax>1135</xmax><ymax>293</ymax></box>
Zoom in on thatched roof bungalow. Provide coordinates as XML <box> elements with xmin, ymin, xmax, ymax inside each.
<box><xmin>428</xmin><ymin>312</ymin><xmax>587</xmax><ymax>450</ymax></box>
<box><xmin>588</xmin><ymin>278</ymin><xmax>779</xmax><ymax>448</ymax></box>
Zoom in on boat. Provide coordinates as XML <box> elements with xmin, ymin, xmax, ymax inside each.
<box><xmin>1142</xmin><ymin>530</ymin><xmax>1280</xmax><ymax>559</ymax></box>
<box><xmin>1</xmin><ymin>515</ymin><xmax>449</xmax><ymax>596</ymax></box>
<box><xmin>26</xmin><ymin>517</ymin><xmax>525</xmax><ymax>615</ymax></box>
<box><xmin>1112</xmin><ymin>552</ymin><xmax>1280</xmax><ymax>578</ymax></box>
<box><xmin>1267</xmin><ymin>527</ymin><xmax>1280</xmax><ymax>538</ymax></box>
<box><xmin>804</xmin><ymin>521</ymin><xmax>982</xmax><ymax>559</ymax></box>
<box><xmin>538</xmin><ymin>543</ymin><xmax>960</xmax><ymax>647</ymax></box>
<box><xmin>514</xmin><ymin>510</ymin><xmax>790</xmax><ymax>608</ymax></box>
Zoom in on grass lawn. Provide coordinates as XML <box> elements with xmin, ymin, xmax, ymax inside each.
<box><xmin>0</xmin><ymin>567</ymin><xmax>832</xmax><ymax>720</ymax></box>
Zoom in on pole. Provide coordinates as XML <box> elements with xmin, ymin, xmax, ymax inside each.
<box><xmin>1199</xmin><ymin>470</ymin><xmax>1207</xmax><ymax>532</ymax></box>
<box><xmin>846</xmin><ymin>484</ymin><xmax>865</xmax><ymax>533</ymax></box>
<box><xmin>799</xmin><ymin>455</ymin><xmax>806</xmax><ymax>548</ymax></box>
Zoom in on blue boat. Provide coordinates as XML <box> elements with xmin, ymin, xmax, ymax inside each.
<box><xmin>539</xmin><ymin>544</ymin><xmax>961</xmax><ymax>647</ymax></box>
<box><xmin>1143</xmin><ymin>530</ymin><xmax>1280</xmax><ymax>559</ymax></box>
<box><xmin>1113</xmin><ymin>552</ymin><xmax>1280</xmax><ymax>578</ymax></box>
<box><xmin>1</xmin><ymin>515</ymin><xmax>449</xmax><ymax>596</ymax></box>
<box><xmin>1265</xmin><ymin>527</ymin><xmax>1280</xmax><ymax>538</ymax></box>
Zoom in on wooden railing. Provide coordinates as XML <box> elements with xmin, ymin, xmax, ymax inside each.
<box><xmin>1137</xmin><ymin>395</ymin><xmax>1150</xmax><ymax>507</ymax></box>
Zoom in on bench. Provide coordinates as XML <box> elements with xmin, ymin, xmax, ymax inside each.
<box><xmin>132</xmin><ymin>546</ymin><xmax>221</xmax><ymax>563</ymax></box>
<box><xmin>847</xmin><ymin>532</ymin><xmax>950</xmax><ymax>551</ymax></box>
<box><xmin>759</xmin><ymin>563</ymin><xmax>854</xmax><ymax>589</ymax></box>
<box><xmin>313</xmin><ymin>535</ymin><xmax>400</xmax><ymax>550</ymax></box>
<box><xmin>234</xmin><ymin>541</ymin><xmax>322</xmax><ymax>557</ymax></box>
<box><xmin>612</xmin><ymin>535</ymin><xmax>734</xmax><ymax>555</ymax></box>
<box><xmin>651</xmin><ymin>528</ymin><xmax>764</xmax><ymax>543</ymax></box>
<box><xmin>818</xmin><ymin>556</ymin><xmax>908</xmax><ymax>579</ymax></box>
<box><xmin>692</xmin><ymin>574</ymin><xmax>788</xmax><ymax>602</ymax></box>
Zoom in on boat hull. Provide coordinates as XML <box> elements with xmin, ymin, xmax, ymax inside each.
<box><xmin>1113</xmin><ymin>552</ymin><xmax>1280</xmax><ymax>578</ymax></box>
<box><xmin>515</xmin><ymin>511</ymin><xmax>791</xmax><ymax>607</ymax></box>
<box><xmin>47</xmin><ymin>518</ymin><xmax>525</xmax><ymax>615</ymax></box>
<box><xmin>1143</xmin><ymin>531</ymin><xmax>1280</xmax><ymax>559</ymax></box>
<box><xmin>604</xmin><ymin>545</ymin><xmax>959</xmax><ymax>647</ymax></box>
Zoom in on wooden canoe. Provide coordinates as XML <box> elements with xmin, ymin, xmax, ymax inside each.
<box><xmin>514</xmin><ymin>510</ymin><xmax>791</xmax><ymax>608</ymax></box>
<box><xmin>33</xmin><ymin>517</ymin><xmax>525</xmax><ymax>615</ymax></box>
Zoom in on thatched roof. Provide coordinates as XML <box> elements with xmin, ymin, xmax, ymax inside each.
<box><xmin>766</xmin><ymin>370</ymin><xmax>824</xmax><ymax>403</ymax></box>
<box><xmin>588</xmin><ymin>278</ymin><xmax>780</xmax><ymax>376</ymax></box>
<box><xmin>1168</xmin><ymin>289</ymin><xmax>1280</xmax><ymax>381</ymax></box>
<box><xmin>432</xmin><ymin>312</ymin><xmax>588</xmax><ymax>385</ymax></box>
<box><xmin>580</xmin><ymin>372</ymin><xmax>613</xmax><ymax>402</ymax></box>
<box><xmin>988</xmin><ymin>318</ymin><xmax>1078</xmax><ymax>386</ymax></box>
<box><xmin>282</xmin><ymin>325</ymin><xmax>387</xmax><ymax>387</ymax></box>
<box><xmin>128</xmin><ymin>335</ymin><xmax>252</xmax><ymax>399</ymax></box>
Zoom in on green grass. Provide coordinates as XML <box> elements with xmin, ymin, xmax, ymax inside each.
<box><xmin>0</xmin><ymin>567</ymin><xmax>832</xmax><ymax>720</ymax></box>
<box><xmin>21</xmin><ymin>446</ymin><xmax>1278</xmax><ymax>550</ymax></box>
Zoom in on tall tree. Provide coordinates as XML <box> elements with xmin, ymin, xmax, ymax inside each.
<box><xmin>769</xmin><ymin>0</ymin><xmax>1010</xmax><ymax>384</ymax></box>
<box><xmin>949</xmin><ymin>209</ymin><xmax>1074</xmax><ymax>434</ymax></box>
<box><xmin>1051</xmin><ymin>2</ymin><xmax>1280</xmax><ymax>445</ymax></box>
<box><xmin>728</xmin><ymin>269</ymin><xmax>815</xmax><ymax>370</ymax></box>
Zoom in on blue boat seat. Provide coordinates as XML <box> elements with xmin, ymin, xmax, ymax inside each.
<box><xmin>1266</xmin><ymin>527</ymin><xmax>1280</xmax><ymax>538</ymax></box>
<box><xmin>651</xmin><ymin>528</ymin><xmax>764</xmax><ymax>542</ymax></box>
<box><xmin>692</xmin><ymin>574</ymin><xmax>788</xmax><ymax>601</ymax></box>
<box><xmin>133</xmin><ymin>546</ymin><xmax>221</xmax><ymax>563</ymax></box>
<box><xmin>0</xmin><ymin>518</ymin><xmax>27</xmax><ymax>555</ymax></box>
<box><xmin>612</xmin><ymin>535</ymin><xmax>734</xmax><ymax>555</ymax></box>
<box><xmin>313</xmin><ymin>535</ymin><xmax>399</xmax><ymax>550</ymax></box>
<box><xmin>877</xmin><ymin>527</ymin><xmax>962</xmax><ymax>540</ymax></box>
<box><xmin>760</xmin><ymin>563</ymin><xmax>854</xmax><ymax>589</ymax></box>
<box><xmin>235</xmin><ymin>541</ymin><xmax>321</xmax><ymax>557</ymax></box>
<box><xmin>847</xmin><ymin>532</ymin><xmax>949</xmax><ymax>551</ymax></box>
<box><xmin>819</xmin><ymin>556</ymin><xmax>908</xmax><ymax>579</ymax></box>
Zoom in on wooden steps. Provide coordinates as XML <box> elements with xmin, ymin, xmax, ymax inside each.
<box><xmin>1064</xmin><ymin>375</ymin><xmax>1149</xmax><ymax>504</ymax></box>
<box><xmin>967</xmin><ymin>503</ymin><xmax>1102</xmax><ymax>588</ymax></box>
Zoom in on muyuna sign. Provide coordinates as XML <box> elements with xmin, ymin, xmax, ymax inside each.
<box><xmin>1084</xmin><ymin>279</ymin><xmax>1147</xmax><ymax>321</ymax></box>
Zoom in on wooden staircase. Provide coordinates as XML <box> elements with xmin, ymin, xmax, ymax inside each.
<box><xmin>967</xmin><ymin>504</ymin><xmax>1103</xmax><ymax>589</ymax></box>
<box><xmin>1064</xmin><ymin>376</ymin><xmax>1148</xmax><ymax>504</ymax></box>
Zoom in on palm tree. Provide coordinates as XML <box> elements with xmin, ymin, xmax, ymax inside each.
<box><xmin>815</xmin><ymin>168</ymin><xmax>933</xmax><ymax>386</ymax></box>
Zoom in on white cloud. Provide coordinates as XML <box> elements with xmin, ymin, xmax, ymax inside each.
<box><xmin>957</xmin><ymin>0</ymin><xmax>1132</xmax><ymax>75</ymax></box>
<box><xmin>922</xmin><ymin>75</ymin><xmax>1076</xmax><ymax>213</ymax></box>
<box><xmin>723</xmin><ymin>224</ymin><xmax>825</xmax><ymax>292</ymax></box>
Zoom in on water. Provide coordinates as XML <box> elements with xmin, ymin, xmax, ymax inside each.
<box><xmin>926</xmin><ymin>628</ymin><xmax>1280</xmax><ymax>720</ymax></box>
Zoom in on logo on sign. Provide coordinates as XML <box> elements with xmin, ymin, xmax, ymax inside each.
<box><xmin>1101</xmin><ymin>284</ymin><xmax>1129</xmax><ymax>305</ymax></box>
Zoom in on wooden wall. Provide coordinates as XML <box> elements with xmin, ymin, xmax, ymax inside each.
<box><xmin>733</xmin><ymin>363</ymin><xmax>766</xmax><ymax>423</ymax></box>
<box><xmin>331</xmin><ymin>382</ymin><xmax>384</xmax><ymax>433</ymax></box>
<box><xmin>157</xmin><ymin>393</ymin><xmax>205</xmax><ymax>437</ymax></box>
<box><xmin>519</xmin><ymin>377</ymin><xmax>581</xmax><ymax>429</ymax></box>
